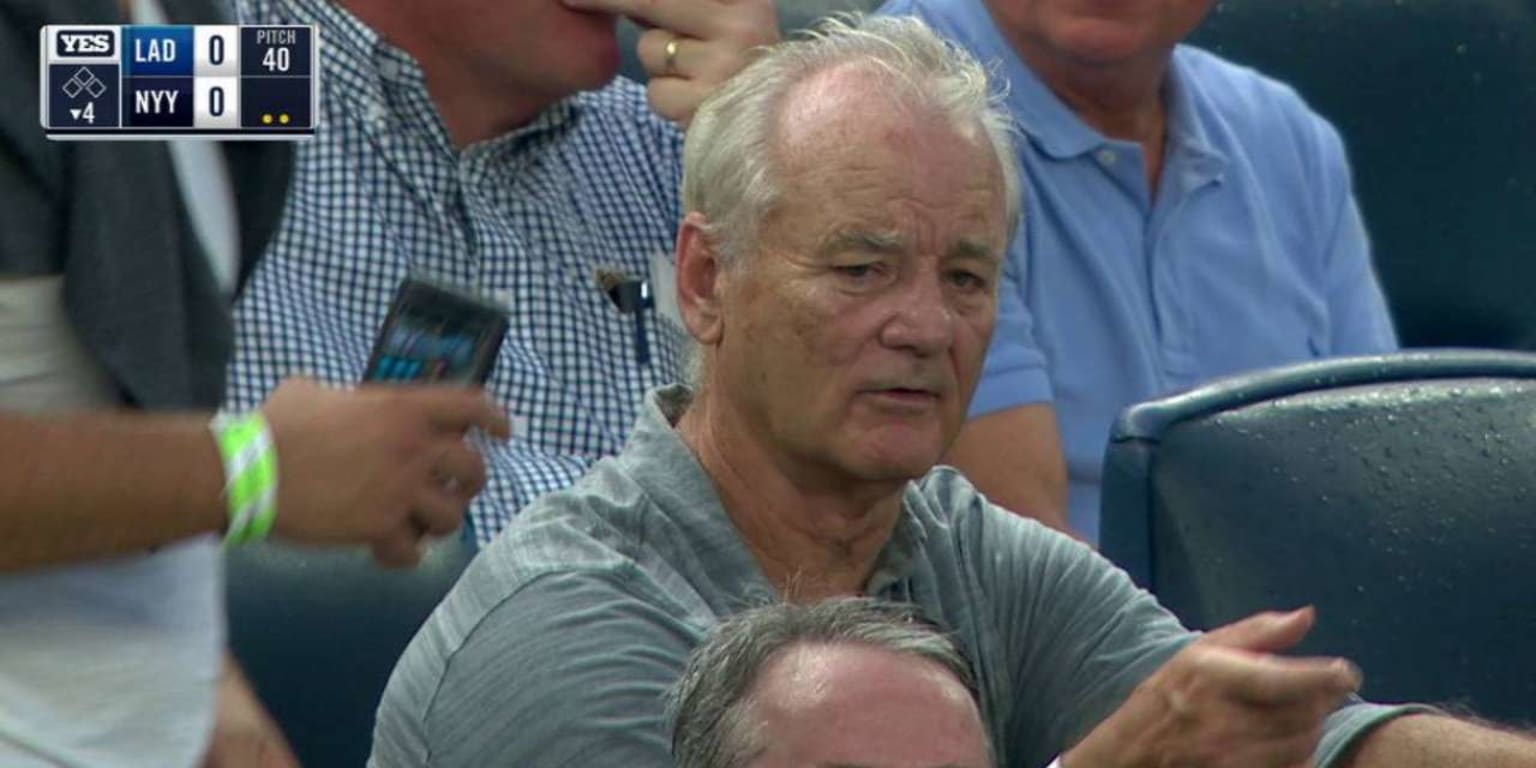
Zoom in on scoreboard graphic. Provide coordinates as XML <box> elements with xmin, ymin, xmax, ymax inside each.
<box><xmin>40</xmin><ymin>25</ymin><xmax>318</xmax><ymax>140</ymax></box>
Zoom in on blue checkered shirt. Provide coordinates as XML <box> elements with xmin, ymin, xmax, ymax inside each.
<box><xmin>226</xmin><ymin>0</ymin><xmax>688</xmax><ymax>542</ymax></box>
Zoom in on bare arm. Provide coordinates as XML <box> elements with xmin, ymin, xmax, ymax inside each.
<box><xmin>944</xmin><ymin>403</ymin><xmax>1073</xmax><ymax>535</ymax></box>
<box><xmin>1341</xmin><ymin>714</ymin><xmax>1536</xmax><ymax>767</ymax></box>
<box><xmin>0</xmin><ymin>408</ymin><xmax>226</xmax><ymax>571</ymax></box>
<box><xmin>0</xmin><ymin>379</ymin><xmax>510</xmax><ymax>572</ymax></box>
<box><xmin>203</xmin><ymin>653</ymin><xmax>300</xmax><ymax>768</ymax></box>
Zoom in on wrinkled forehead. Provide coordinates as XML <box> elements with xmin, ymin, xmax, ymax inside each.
<box><xmin>765</xmin><ymin>131</ymin><xmax>1006</xmax><ymax>258</ymax></box>
<box><xmin>773</xmin><ymin>63</ymin><xmax>985</xmax><ymax>175</ymax></box>
<box><xmin>744</xmin><ymin>644</ymin><xmax>991</xmax><ymax>767</ymax></box>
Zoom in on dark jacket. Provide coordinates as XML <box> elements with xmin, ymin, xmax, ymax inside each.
<box><xmin>0</xmin><ymin>0</ymin><xmax>292</xmax><ymax>409</ymax></box>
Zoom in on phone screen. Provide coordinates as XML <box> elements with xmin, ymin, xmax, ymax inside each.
<box><xmin>363</xmin><ymin>278</ymin><xmax>508</xmax><ymax>385</ymax></box>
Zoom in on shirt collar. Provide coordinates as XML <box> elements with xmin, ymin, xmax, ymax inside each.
<box><xmin>1164</xmin><ymin>47</ymin><xmax>1228</xmax><ymax>176</ymax></box>
<box><xmin>619</xmin><ymin>385</ymin><xmax>927</xmax><ymax>603</ymax></box>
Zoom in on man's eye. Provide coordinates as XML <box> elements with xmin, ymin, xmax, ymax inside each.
<box><xmin>949</xmin><ymin>270</ymin><xmax>988</xmax><ymax>291</ymax></box>
<box><xmin>836</xmin><ymin>264</ymin><xmax>877</xmax><ymax>279</ymax></box>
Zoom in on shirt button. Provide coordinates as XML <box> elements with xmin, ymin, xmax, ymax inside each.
<box><xmin>1096</xmin><ymin>148</ymin><xmax>1118</xmax><ymax>167</ymax></box>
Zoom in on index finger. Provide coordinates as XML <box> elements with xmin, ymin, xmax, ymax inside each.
<box><xmin>411</xmin><ymin>387</ymin><xmax>512</xmax><ymax>440</ymax></box>
<box><xmin>1193</xmin><ymin>646</ymin><xmax>1362</xmax><ymax>707</ymax></box>
<box><xmin>561</xmin><ymin>0</ymin><xmax>721</xmax><ymax>39</ymax></box>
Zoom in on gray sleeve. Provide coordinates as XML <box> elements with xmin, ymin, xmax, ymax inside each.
<box><xmin>971</xmin><ymin>501</ymin><xmax>1433</xmax><ymax>768</ymax></box>
<box><xmin>1316</xmin><ymin>701</ymin><xmax>1439</xmax><ymax>767</ymax></box>
<box><xmin>995</xmin><ymin>516</ymin><xmax>1194</xmax><ymax>765</ymax></box>
<box><xmin>397</xmin><ymin>572</ymin><xmax>698</xmax><ymax>768</ymax></box>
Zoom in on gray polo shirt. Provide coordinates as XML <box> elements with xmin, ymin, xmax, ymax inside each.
<box><xmin>371</xmin><ymin>386</ymin><xmax>1414</xmax><ymax>767</ymax></box>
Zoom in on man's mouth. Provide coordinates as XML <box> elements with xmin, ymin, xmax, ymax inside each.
<box><xmin>864</xmin><ymin>387</ymin><xmax>943</xmax><ymax>408</ymax></box>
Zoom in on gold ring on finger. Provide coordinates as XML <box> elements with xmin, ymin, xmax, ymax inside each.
<box><xmin>664</xmin><ymin>36</ymin><xmax>681</xmax><ymax>77</ymax></box>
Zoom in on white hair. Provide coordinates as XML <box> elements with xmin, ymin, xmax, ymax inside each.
<box><xmin>677</xmin><ymin>15</ymin><xmax>1021</xmax><ymax>389</ymax></box>
<box><xmin>681</xmin><ymin>13</ymin><xmax>1022</xmax><ymax>268</ymax></box>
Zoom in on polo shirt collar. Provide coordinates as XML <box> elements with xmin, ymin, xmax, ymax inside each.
<box><xmin>619</xmin><ymin>386</ymin><xmax>926</xmax><ymax>606</ymax></box>
<box><xmin>1002</xmin><ymin>48</ymin><xmax>1108</xmax><ymax>160</ymax></box>
<box><xmin>1005</xmin><ymin>42</ymin><xmax>1229</xmax><ymax>168</ymax></box>
<box><xmin>1165</xmin><ymin>46</ymin><xmax>1229</xmax><ymax>178</ymax></box>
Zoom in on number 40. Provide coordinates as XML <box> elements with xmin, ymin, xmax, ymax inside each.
<box><xmin>262</xmin><ymin>47</ymin><xmax>291</xmax><ymax>73</ymax></box>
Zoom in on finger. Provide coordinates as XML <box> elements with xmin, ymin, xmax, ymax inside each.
<box><xmin>561</xmin><ymin>0</ymin><xmax>718</xmax><ymax>39</ymax></box>
<box><xmin>1192</xmin><ymin>647</ymin><xmax>1361</xmax><ymax>706</ymax></box>
<box><xmin>412</xmin><ymin>388</ymin><xmax>512</xmax><ymax>439</ymax></box>
<box><xmin>372</xmin><ymin>528</ymin><xmax>425</xmax><ymax>569</ymax></box>
<box><xmin>274</xmin><ymin>374</ymin><xmax>321</xmax><ymax>392</ymax></box>
<box><xmin>637</xmin><ymin>27</ymin><xmax>689</xmax><ymax>78</ymax></box>
<box><xmin>1204</xmin><ymin>607</ymin><xmax>1315</xmax><ymax>654</ymax></box>
<box><xmin>433</xmin><ymin>441</ymin><xmax>489</xmax><ymax>499</ymax></box>
<box><xmin>414</xmin><ymin>487</ymin><xmax>468</xmax><ymax>537</ymax></box>
<box><xmin>647</xmin><ymin>77</ymin><xmax>713</xmax><ymax>126</ymax></box>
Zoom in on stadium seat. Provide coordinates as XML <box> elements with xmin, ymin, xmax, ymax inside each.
<box><xmin>1101</xmin><ymin>350</ymin><xmax>1536</xmax><ymax>721</ymax></box>
<box><xmin>225</xmin><ymin>534</ymin><xmax>476</xmax><ymax>766</ymax></box>
<box><xmin>1189</xmin><ymin>0</ymin><xmax>1536</xmax><ymax>349</ymax></box>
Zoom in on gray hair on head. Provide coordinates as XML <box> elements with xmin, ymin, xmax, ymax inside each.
<box><xmin>664</xmin><ymin>598</ymin><xmax>984</xmax><ymax>768</ymax></box>
<box><xmin>680</xmin><ymin>13</ymin><xmax>1021</xmax><ymax>269</ymax></box>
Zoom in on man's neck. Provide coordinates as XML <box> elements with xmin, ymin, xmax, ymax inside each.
<box><xmin>1012</xmin><ymin>42</ymin><xmax>1172</xmax><ymax>188</ymax></box>
<box><xmin>421</xmin><ymin>59</ymin><xmax>554</xmax><ymax>148</ymax></box>
<box><xmin>340</xmin><ymin>0</ymin><xmax>554</xmax><ymax>147</ymax></box>
<box><xmin>677</xmin><ymin>390</ymin><xmax>906</xmax><ymax>603</ymax></box>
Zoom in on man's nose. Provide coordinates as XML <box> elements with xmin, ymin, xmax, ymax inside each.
<box><xmin>877</xmin><ymin>271</ymin><xmax>954</xmax><ymax>356</ymax></box>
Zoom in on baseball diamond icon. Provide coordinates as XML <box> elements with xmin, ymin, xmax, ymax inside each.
<box><xmin>47</xmin><ymin>62</ymin><xmax>120</xmax><ymax>129</ymax></box>
<box><xmin>61</xmin><ymin>66</ymin><xmax>107</xmax><ymax>100</ymax></box>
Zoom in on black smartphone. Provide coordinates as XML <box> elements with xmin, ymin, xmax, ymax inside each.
<box><xmin>363</xmin><ymin>277</ymin><xmax>509</xmax><ymax>385</ymax></box>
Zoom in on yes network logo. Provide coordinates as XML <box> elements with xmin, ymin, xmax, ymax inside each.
<box><xmin>56</xmin><ymin>29</ymin><xmax>115</xmax><ymax>57</ymax></box>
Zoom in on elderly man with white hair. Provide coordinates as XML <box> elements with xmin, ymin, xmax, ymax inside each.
<box><xmin>370</xmin><ymin>15</ymin><xmax>1532</xmax><ymax>768</ymax></box>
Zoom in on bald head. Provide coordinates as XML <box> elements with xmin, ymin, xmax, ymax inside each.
<box><xmin>667</xmin><ymin>599</ymin><xmax>994</xmax><ymax>768</ymax></box>
<box><xmin>745</xmin><ymin>642</ymin><xmax>992</xmax><ymax>768</ymax></box>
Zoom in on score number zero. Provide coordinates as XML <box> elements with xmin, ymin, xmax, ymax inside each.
<box><xmin>194</xmin><ymin>28</ymin><xmax>299</xmax><ymax>124</ymax></box>
<box><xmin>142</xmin><ymin>26</ymin><xmax>307</xmax><ymax>128</ymax></box>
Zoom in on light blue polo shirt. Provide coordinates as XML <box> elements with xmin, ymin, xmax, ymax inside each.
<box><xmin>879</xmin><ymin>0</ymin><xmax>1398</xmax><ymax>541</ymax></box>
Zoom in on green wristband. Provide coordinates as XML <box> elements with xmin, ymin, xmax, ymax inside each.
<box><xmin>210</xmin><ymin>411</ymin><xmax>280</xmax><ymax>546</ymax></box>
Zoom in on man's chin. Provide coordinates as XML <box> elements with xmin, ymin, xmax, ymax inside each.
<box><xmin>851</xmin><ymin>444</ymin><xmax>947</xmax><ymax>483</ymax></box>
<box><xmin>556</xmin><ymin>11</ymin><xmax>623</xmax><ymax>90</ymax></box>
<box><xmin>1046</xmin><ymin>15</ymin><xmax>1166</xmax><ymax>66</ymax></box>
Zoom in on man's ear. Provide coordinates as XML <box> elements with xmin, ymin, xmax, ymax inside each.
<box><xmin>676</xmin><ymin>211</ymin><xmax>727</xmax><ymax>345</ymax></box>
